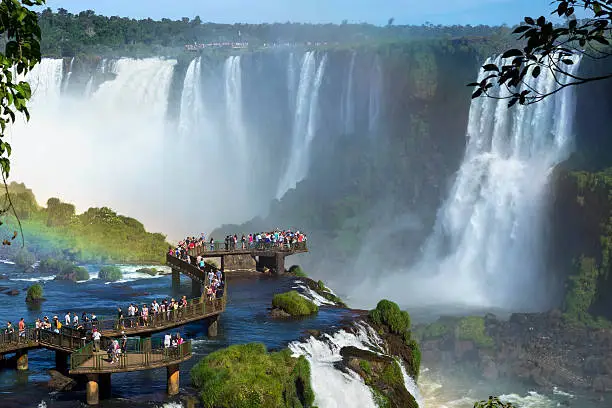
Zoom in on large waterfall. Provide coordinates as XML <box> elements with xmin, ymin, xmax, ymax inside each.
<box><xmin>356</xmin><ymin>55</ymin><xmax>582</xmax><ymax>310</ymax></box>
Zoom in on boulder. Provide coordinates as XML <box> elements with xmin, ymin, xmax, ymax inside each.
<box><xmin>6</xmin><ymin>289</ymin><xmax>19</xmax><ymax>296</ymax></box>
<box><xmin>270</xmin><ymin>308</ymin><xmax>291</xmax><ymax>318</ymax></box>
<box><xmin>48</xmin><ymin>369</ymin><xmax>77</xmax><ymax>391</ymax></box>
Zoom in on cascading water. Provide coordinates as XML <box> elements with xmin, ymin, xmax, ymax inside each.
<box><xmin>61</xmin><ymin>57</ymin><xmax>74</xmax><ymax>93</ymax></box>
<box><xmin>342</xmin><ymin>52</ymin><xmax>356</xmax><ymax>135</ymax></box>
<box><xmin>289</xmin><ymin>321</ymin><xmax>420</xmax><ymax>408</ymax></box>
<box><xmin>358</xmin><ymin>54</ymin><xmax>582</xmax><ymax>310</ymax></box>
<box><xmin>178</xmin><ymin>56</ymin><xmax>204</xmax><ymax>136</ymax></box>
<box><xmin>287</xmin><ymin>52</ymin><xmax>298</xmax><ymax>115</ymax></box>
<box><xmin>368</xmin><ymin>55</ymin><xmax>383</xmax><ymax>133</ymax></box>
<box><xmin>224</xmin><ymin>55</ymin><xmax>247</xmax><ymax>161</ymax></box>
<box><xmin>276</xmin><ymin>52</ymin><xmax>327</xmax><ymax>199</ymax></box>
<box><xmin>22</xmin><ymin>58</ymin><xmax>64</xmax><ymax>105</ymax></box>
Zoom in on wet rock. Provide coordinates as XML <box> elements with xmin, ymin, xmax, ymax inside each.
<box><xmin>270</xmin><ymin>308</ymin><xmax>291</xmax><ymax>318</ymax></box>
<box><xmin>0</xmin><ymin>274</ymin><xmax>8</xmax><ymax>280</ymax></box>
<box><xmin>5</xmin><ymin>289</ymin><xmax>19</xmax><ymax>296</ymax></box>
<box><xmin>48</xmin><ymin>369</ymin><xmax>77</xmax><ymax>391</ymax></box>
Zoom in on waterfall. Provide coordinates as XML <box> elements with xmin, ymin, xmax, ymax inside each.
<box><xmin>276</xmin><ymin>52</ymin><xmax>327</xmax><ymax>199</ymax></box>
<box><xmin>287</xmin><ymin>52</ymin><xmax>298</xmax><ymax>115</ymax></box>
<box><xmin>368</xmin><ymin>55</ymin><xmax>383</xmax><ymax>133</ymax></box>
<box><xmin>62</xmin><ymin>57</ymin><xmax>74</xmax><ymax>93</ymax></box>
<box><xmin>24</xmin><ymin>58</ymin><xmax>64</xmax><ymax>106</ymax></box>
<box><xmin>342</xmin><ymin>52</ymin><xmax>356</xmax><ymax>135</ymax></box>
<box><xmin>289</xmin><ymin>322</ymin><xmax>420</xmax><ymax>408</ymax></box>
<box><xmin>398</xmin><ymin>55</ymin><xmax>583</xmax><ymax>309</ymax></box>
<box><xmin>178</xmin><ymin>57</ymin><xmax>204</xmax><ymax>136</ymax></box>
<box><xmin>224</xmin><ymin>55</ymin><xmax>247</xmax><ymax>164</ymax></box>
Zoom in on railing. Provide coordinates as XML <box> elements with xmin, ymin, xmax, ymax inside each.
<box><xmin>38</xmin><ymin>328</ymin><xmax>84</xmax><ymax>351</ymax></box>
<box><xmin>166</xmin><ymin>254</ymin><xmax>209</xmax><ymax>283</ymax></box>
<box><xmin>92</xmin><ymin>297</ymin><xmax>226</xmax><ymax>333</ymax></box>
<box><xmin>0</xmin><ymin>328</ymin><xmax>38</xmax><ymax>352</ymax></box>
<box><xmin>70</xmin><ymin>340</ymin><xmax>192</xmax><ymax>372</ymax></box>
<box><xmin>185</xmin><ymin>240</ymin><xmax>308</xmax><ymax>257</ymax></box>
<box><xmin>0</xmin><ymin>326</ymin><xmax>85</xmax><ymax>353</ymax></box>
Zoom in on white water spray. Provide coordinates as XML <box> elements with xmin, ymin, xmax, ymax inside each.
<box><xmin>368</xmin><ymin>55</ymin><xmax>383</xmax><ymax>133</ymax></box>
<box><xmin>178</xmin><ymin>57</ymin><xmax>204</xmax><ymax>136</ymax></box>
<box><xmin>343</xmin><ymin>52</ymin><xmax>356</xmax><ymax>135</ymax></box>
<box><xmin>276</xmin><ymin>52</ymin><xmax>327</xmax><ymax>199</ymax></box>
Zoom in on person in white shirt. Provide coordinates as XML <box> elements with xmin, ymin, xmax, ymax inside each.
<box><xmin>164</xmin><ymin>333</ymin><xmax>171</xmax><ymax>348</ymax></box>
<box><xmin>64</xmin><ymin>312</ymin><xmax>71</xmax><ymax>326</ymax></box>
<box><xmin>92</xmin><ymin>329</ymin><xmax>101</xmax><ymax>352</ymax></box>
<box><xmin>72</xmin><ymin>313</ymin><xmax>78</xmax><ymax>326</ymax></box>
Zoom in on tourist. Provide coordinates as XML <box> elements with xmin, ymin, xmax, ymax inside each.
<box><xmin>73</xmin><ymin>312</ymin><xmax>79</xmax><ymax>327</ymax></box>
<box><xmin>5</xmin><ymin>321</ymin><xmax>14</xmax><ymax>339</ymax></box>
<box><xmin>52</xmin><ymin>316</ymin><xmax>61</xmax><ymax>333</ymax></box>
<box><xmin>18</xmin><ymin>318</ymin><xmax>25</xmax><ymax>339</ymax></box>
<box><xmin>121</xmin><ymin>331</ymin><xmax>127</xmax><ymax>352</ymax></box>
<box><xmin>117</xmin><ymin>307</ymin><xmax>124</xmax><ymax>330</ymax></box>
<box><xmin>164</xmin><ymin>333</ymin><xmax>171</xmax><ymax>348</ymax></box>
<box><xmin>64</xmin><ymin>312</ymin><xmax>71</xmax><ymax>326</ymax></box>
<box><xmin>92</xmin><ymin>328</ymin><xmax>101</xmax><ymax>352</ymax></box>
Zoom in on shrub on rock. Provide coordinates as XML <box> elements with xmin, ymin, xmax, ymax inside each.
<box><xmin>98</xmin><ymin>265</ymin><xmax>122</xmax><ymax>282</ymax></box>
<box><xmin>272</xmin><ymin>290</ymin><xmax>318</xmax><ymax>316</ymax></box>
<box><xmin>26</xmin><ymin>284</ymin><xmax>44</xmax><ymax>303</ymax></box>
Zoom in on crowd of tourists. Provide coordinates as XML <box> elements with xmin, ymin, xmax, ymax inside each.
<box><xmin>173</xmin><ymin>229</ymin><xmax>308</xmax><ymax>254</ymax></box>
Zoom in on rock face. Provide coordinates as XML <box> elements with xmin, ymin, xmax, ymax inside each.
<box><xmin>417</xmin><ymin>311</ymin><xmax>612</xmax><ymax>392</ymax></box>
<box><xmin>48</xmin><ymin>369</ymin><xmax>77</xmax><ymax>391</ymax></box>
<box><xmin>339</xmin><ymin>346</ymin><xmax>418</xmax><ymax>408</ymax></box>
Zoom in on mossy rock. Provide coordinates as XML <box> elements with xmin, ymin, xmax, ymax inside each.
<box><xmin>191</xmin><ymin>343</ymin><xmax>315</xmax><ymax>408</ymax></box>
<box><xmin>25</xmin><ymin>284</ymin><xmax>44</xmax><ymax>303</ymax></box>
<box><xmin>272</xmin><ymin>291</ymin><xmax>318</xmax><ymax>316</ymax></box>
<box><xmin>340</xmin><ymin>346</ymin><xmax>418</xmax><ymax>408</ymax></box>
<box><xmin>136</xmin><ymin>267</ymin><xmax>158</xmax><ymax>276</ymax></box>
<box><xmin>98</xmin><ymin>265</ymin><xmax>123</xmax><ymax>282</ymax></box>
<box><xmin>48</xmin><ymin>258</ymin><xmax>90</xmax><ymax>282</ymax></box>
<box><xmin>370</xmin><ymin>299</ymin><xmax>411</xmax><ymax>336</ymax></box>
<box><xmin>288</xmin><ymin>265</ymin><xmax>307</xmax><ymax>278</ymax></box>
<box><xmin>300</xmin><ymin>277</ymin><xmax>347</xmax><ymax>307</ymax></box>
<box><xmin>456</xmin><ymin>316</ymin><xmax>494</xmax><ymax>348</ymax></box>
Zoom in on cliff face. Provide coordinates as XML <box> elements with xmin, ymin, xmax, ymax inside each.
<box><xmin>214</xmin><ymin>42</ymin><xmax>481</xmax><ymax>277</ymax></box>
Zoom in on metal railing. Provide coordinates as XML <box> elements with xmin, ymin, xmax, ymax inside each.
<box><xmin>70</xmin><ymin>340</ymin><xmax>192</xmax><ymax>372</ymax></box>
<box><xmin>184</xmin><ymin>240</ymin><xmax>308</xmax><ymax>257</ymax></box>
<box><xmin>91</xmin><ymin>297</ymin><xmax>226</xmax><ymax>333</ymax></box>
<box><xmin>0</xmin><ymin>328</ymin><xmax>38</xmax><ymax>352</ymax></box>
<box><xmin>0</xmin><ymin>326</ymin><xmax>86</xmax><ymax>353</ymax></box>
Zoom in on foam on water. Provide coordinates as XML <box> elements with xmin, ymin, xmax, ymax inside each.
<box><xmin>10</xmin><ymin>276</ymin><xmax>56</xmax><ymax>282</ymax></box>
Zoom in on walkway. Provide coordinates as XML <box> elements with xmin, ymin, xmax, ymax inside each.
<box><xmin>187</xmin><ymin>241</ymin><xmax>308</xmax><ymax>258</ymax></box>
<box><xmin>70</xmin><ymin>341</ymin><xmax>192</xmax><ymax>374</ymax></box>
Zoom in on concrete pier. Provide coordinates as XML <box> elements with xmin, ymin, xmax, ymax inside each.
<box><xmin>167</xmin><ymin>363</ymin><xmax>180</xmax><ymax>396</ymax></box>
<box><xmin>55</xmin><ymin>350</ymin><xmax>69</xmax><ymax>373</ymax></box>
<box><xmin>207</xmin><ymin>315</ymin><xmax>218</xmax><ymax>338</ymax></box>
<box><xmin>172</xmin><ymin>268</ymin><xmax>181</xmax><ymax>290</ymax></box>
<box><xmin>86</xmin><ymin>374</ymin><xmax>99</xmax><ymax>405</ymax></box>
<box><xmin>16</xmin><ymin>350</ymin><xmax>27</xmax><ymax>371</ymax></box>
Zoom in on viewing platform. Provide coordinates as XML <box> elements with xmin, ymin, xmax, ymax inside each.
<box><xmin>170</xmin><ymin>241</ymin><xmax>308</xmax><ymax>275</ymax></box>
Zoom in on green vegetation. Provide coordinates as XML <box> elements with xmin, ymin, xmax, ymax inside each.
<box><xmin>317</xmin><ymin>280</ymin><xmax>325</xmax><ymax>291</ymax></box>
<box><xmin>136</xmin><ymin>267</ymin><xmax>158</xmax><ymax>276</ymax></box>
<box><xmin>474</xmin><ymin>396</ymin><xmax>513</xmax><ymax>408</ymax></box>
<box><xmin>405</xmin><ymin>339</ymin><xmax>421</xmax><ymax>380</ymax></box>
<box><xmin>191</xmin><ymin>343</ymin><xmax>315</xmax><ymax>408</ymax></box>
<box><xmin>272</xmin><ymin>291</ymin><xmax>318</xmax><ymax>316</ymax></box>
<box><xmin>370</xmin><ymin>300</ymin><xmax>411</xmax><ymax>337</ymax></box>
<box><xmin>288</xmin><ymin>265</ymin><xmax>307</xmax><ymax>278</ymax></box>
<box><xmin>15</xmin><ymin>248</ymin><xmax>35</xmax><ymax>269</ymax></box>
<box><xmin>98</xmin><ymin>265</ymin><xmax>122</xmax><ymax>282</ymax></box>
<box><xmin>416</xmin><ymin>320</ymin><xmax>451</xmax><ymax>340</ymax></box>
<box><xmin>359</xmin><ymin>359</ymin><xmax>372</xmax><ymax>375</ymax></box>
<box><xmin>456</xmin><ymin>316</ymin><xmax>495</xmax><ymax>348</ymax></box>
<box><xmin>25</xmin><ymin>283</ymin><xmax>43</xmax><ymax>303</ymax></box>
<box><xmin>0</xmin><ymin>182</ymin><xmax>169</xmax><ymax>264</ymax></box>
<box><xmin>41</xmin><ymin>258</ymin><xmax>89</xmax><ymax>281</ymax></box>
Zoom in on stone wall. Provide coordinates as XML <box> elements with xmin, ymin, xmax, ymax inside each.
<box><xmin>223</xmin><ymin>254</ymin><xmax>256</xmax><ymax>272</ymax></box>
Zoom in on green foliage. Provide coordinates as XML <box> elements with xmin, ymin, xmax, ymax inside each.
<box><xmin>1</xmin><ymin>182</ymin><xmax>169</xmax><ymax>264</ymax></box>
<box><xmin>472</xmin><ymin>0</ymin><xmax>612</xmax><ymax>106</ymax></box>
<box><xmin>359</xmin><ymin>360</ymin><xmax>372</xmax><ymax>375</ymax></box>
<box><xmin>40</xmin><ymin>258</ymin><xmax>89</xmax><ymax>281</ymax></box>
<box><xmin>288</xmin><ymin>265</ymin><xmax>307</xmax><ymax>278</ymax></box>
<box><xmin>316</xmin><ymin>280</ymin><xmax>326</xmax><ymax>291</ymax></box>
<box><xmin>380</xmin><ymin>360</ymin><xmax>403</xmax><ymax>388</ymax></box>
<box><xmin>15</xmin><ymin>247</ymin><xmax>35</xmax><ymax>268</ymax></box>
<box><xmin>98</xmin><ymin>265</ymin><xmax>122</xmax><ymax>282</ymax></box>
<box><xmin>272</xmin><ymin>291</ymin><xmax>319</xmax><ymax>316</ymax></box>
<box><xmin>456</xmin><ymin>316</ymin><xmax>494</xmax><ymax>348</ymax></box>
<box><xmin>190</xmin><ymin>343</ymin><xmax>315</xmax><ymax>408</ymax></box>
<box><xmin>25</xmin><ymin>283</ymin><xmax>43</xmax><ymax>302</ymax></box>
<box><xmin>406</xmin><ymin>339</ymin><xmax>421</xmax><ymax>380</ymax></box>
<box><xmin>474</xmin><ymin>396</ymin><xmax>513</xmax><ymax>408</ymax></box>
<box><xmin>372</xmin><ymin>388</ymin><xmax>391</xmax><ymax>408</ymax></box>
<box><xmin>369</xmin><ymin>299</ymin><xmax>411</xmax><ymax>335</ymax></box>
<box><xmin>419</xmin><ymin>321</ymin><xmax>450</xmax><ymax>340</ymax></box>
<box><xmin>564</xmin><ymin>256</ymin><xmax>601</xmax><ymax>323</ymax></box>
<box><xmin>0</xmin><ymin>0</ymin><xmax>45</xmax><ymax>178</ymax></box>
<box><xmin>136</xmin><ymin>267</ymin><xmax>158</xmax><ymax>276</ymax></box>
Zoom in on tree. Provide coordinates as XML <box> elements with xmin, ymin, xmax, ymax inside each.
<box><xmin>0</xmin><ymin>0</ymin><xmax>45</xmax><ymax>246</ymax></box>
<box><xmin>474</xmin><ymin>396</ymin><xmax>513</xmax><ymax>408</ymax></box>
<box><xmin>471</xmin><ymin>0</ymin><xmax>612</xmax><ymax>106</ymax></box>
<box><xmin>387</xmin><ymin>17</ymin><xmax>395</xmax><ymax>26</ymax></box>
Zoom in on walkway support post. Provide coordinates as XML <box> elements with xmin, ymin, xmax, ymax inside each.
<box><xmin>99</xmin><ymin>373</ymin><xmax>111</xmax><ymax>399</ymax></box>
<box><xmin>141</xmin><ymin>334</ymin><xmax>152</xmax><ymax>352</ymax></box>
<box><xmin>172</xmin><ymin>268</ymin><xmax>181</xmax><ymax>291</ymax></box>
<box><xmin>191</xmin><ymin>279</ymin><xmax>201</xmax><ymax>298</ymax></box>
<box><xmin>207</xmin><ymin>315</ymin><xmax>218</xmax><ymax>338</ymax></box>
<box><xmin>167</xmin><ymin>363</ymin><xmax>180</xmax><ymax>396</ymax></box>
<box><xmin>16</xmin><ymin>349</ymin><xmax>27</xmax><ymax>371</ymax></box>
<box><xmin>86</xmin><ymin>374</ymin><xmax>99</xmax><ymax>405</ymax></box>
<box><xmin>55</xmin><ymin>350</ymin><xmax>69</xmax><ymax>373</ymax></box>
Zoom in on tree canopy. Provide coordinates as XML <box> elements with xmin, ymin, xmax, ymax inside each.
<box><xmin>472</xmin><ymin>0</ymin><xmax>612</xmax><ymax>106</ymax></box>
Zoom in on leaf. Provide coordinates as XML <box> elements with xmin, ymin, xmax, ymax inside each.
<box><xmin>508</xmin><ymin>97</ymin><xmax>519</xmax><ymax>108</ymax></box>
<box><xmin>467</xmin><ymin>82</ymin><xmax>479</xmax><ymax>87</ymax></box>
<box><xmin>12</xmin><ymin>231</ymin><xmax>17</xmax><ymax>240</ymax></box>
<box><xmin>569</xmin><ymin>19</ymin><xmax>578</xmax><ymax>30</ymax></box>
<box><xmin>593</xmin><ymin>36</ymin><xmax>610</xmax><ymax>45</ymax></box>
<box><xmin>537</xmin><ymin>16</ymin><xmax>546</xmax><ymax>26</ymax></box>
<box><xmin>482</xmin><ymin>64</ymin><xmax>499</xmax><ymax>72</ymax></box>
<box><xmin>562</xmin><ymin>59</ymin><xmax>575</xmax><ymax>65</ymax></box>
<box><xmin>502</xmin><ymin>49</ymin><xmax>523</xmax><ymax>58</ymax></box>
<box><xmin>471</xmin><ymin>89</ymin><xmax>483</xmax><ymax>99</ymax></box>
<box><xmin>524</xmin><ymin>17</ymin><xmax>535</xmax><ymax>25</ymax></box>
<box><xmin>532</xmin><ymin>66</ymin><xmax>541</xmax><ymax>78</ymax></box>
<box><xmin>513</xmin><ymin>25</ymin><xmax>531</xmax><ymax>34</ymax></box>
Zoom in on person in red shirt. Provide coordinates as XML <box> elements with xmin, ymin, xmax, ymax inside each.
<box><xmin>18</xmin><ymin>317</ymin><xmax>25</xmax><ymax>340</ymax></box>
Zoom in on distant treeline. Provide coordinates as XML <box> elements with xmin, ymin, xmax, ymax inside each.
<box><xmin>38</xmin><ymin>8</ymin><xmax>517</xmax><ymax>57</ymax></box>
<box><xmin>0</xmin><ymin>182</ymin><xmax>169</xmax><ymax>265</ymax></box>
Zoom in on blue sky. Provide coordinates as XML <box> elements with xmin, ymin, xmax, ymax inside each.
<box><xmin>39</xmin><ymin>0</ymin><xmax>561</xmax><ymax>26</ymax></box>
